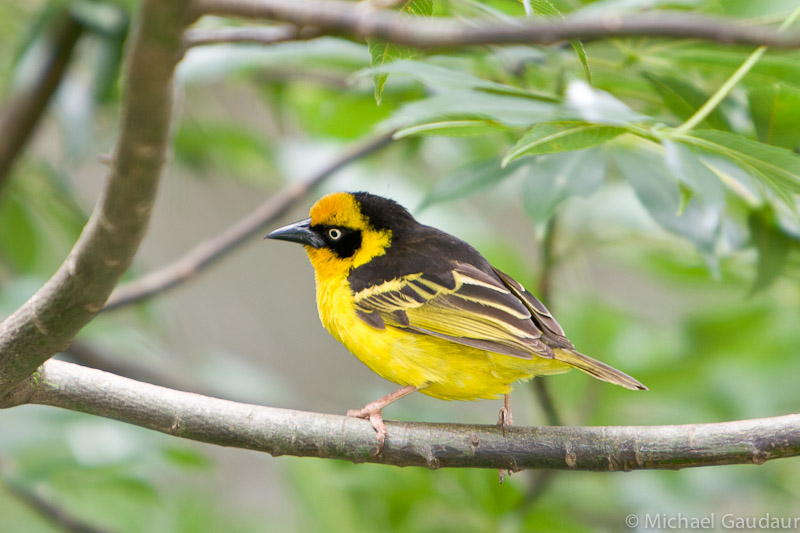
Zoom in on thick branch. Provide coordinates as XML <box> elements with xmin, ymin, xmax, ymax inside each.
<box><xmin>0</xmin><ymin>1</ymin><xmax>194</xmax><ymax>396</ymax></box>
<box><xmin>7</xmin><ymin>360</ymin><xmax>799</xmax><ymax>471</ymax></box>
<box><xmin>0</xmin><ymin>11</ymin><xmax>84</xmax><ymax>189</ymax></box>
<box><xmin>104</xmin><ymin>130</ymin><xmax>395</xmax><ymax>310</ymax></box>
<box><xmin>191</xmin><ymin>0</ymin><xmax>800</xmax><ymax>49</ymax></box>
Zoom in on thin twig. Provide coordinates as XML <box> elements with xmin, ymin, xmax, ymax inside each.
<box><xmin>0</xmin><ymin>456</ymin><xmax>112</xmax><ymax>533</ymax></box>
<box><xmin>528</xmin><ymin>215</ymin><xmax>562</xmax><ymax>500</ymax></box>
<box><xmin>191</xmin><ymin>0</ymin><xmax>800</xmax><ymax>49</ymax></box>
<box><xmin>0</xmin><ymin>11</ymin><xmax>84</xmax><ymax>190</ymax></box>
<box><xmin>4</xmin><ymin>360</ymin><xmax>799</xmax><ymax>471</ymax></box>
<box><xmin>531</xmin><ymin>214</ymin><xmax>562</xmax><ymax>427</ymax></box>
<box><xmin>538</xmin><ymin>215</ymin><xmax>559</xmax><ymax>306</ymax></box>
<box><xmin>103</xmin><ymin>130</ymin><xmax>395</xmax><ymax>311</ymax></box>
<box><xmin>184</xmin><ymin>24</ymin><xmax>322</xmax><ymax>48</ymax></box>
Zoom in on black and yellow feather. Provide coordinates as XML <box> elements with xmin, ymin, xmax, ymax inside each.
<box><xmin>268</xmin><ymin>191</ymin><xmax>645</xmax><ymax>402</ymax></box>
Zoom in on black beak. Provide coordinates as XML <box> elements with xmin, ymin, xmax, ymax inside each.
<box><xmin>265</xmin><ymin>218</ymin><xmax>325</xmax><ymax>248</ymax></box>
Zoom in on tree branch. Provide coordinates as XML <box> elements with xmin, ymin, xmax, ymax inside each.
<box><xmin>103</xmin><ymin>130</ymin><xmax>395</xmax><ymax>311</ymax></box>
<box><xmin>0</xmin><ymin>10</ymin><xmax>84</xmax><ymax>190</ymax></box>
<box><xmin>190</xmin><ymin>0</ymin><xmax>800</xmax><ymax>49</ymax></box>
<box><xmin>184</xmin><ymin>24</ymin><xmax>322</xmax><ymax>48</ymax></box>
<box><xmin>4</xmin><ymin>360</ymin><xmax>798</xmax><ymax>471</ymax></box>
<box><xmin>0</xmin><ymin>1</ymin><xmax>194</xmax><ymax>396</ymax></box>
<box><xmin>531</xmin><ymin>214</ymin><xmax>563</xmax><ymax>428</ymax></box>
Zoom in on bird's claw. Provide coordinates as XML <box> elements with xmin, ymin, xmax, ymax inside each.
<box><xmin>497</xmin><ymin>406</ymin><xmax>513</xmax><ymax>437</ymax></box>
<box><xmin>497</xmin><ymin>400</ymin><xmax>514</xmax><ymax>483</ymax></box>
<box><xmin>347</xmin><ymin>406</ymin><xmax>386</xmax><ymax>454</ymax></box>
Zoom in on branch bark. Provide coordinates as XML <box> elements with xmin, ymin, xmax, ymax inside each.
<box><xmin>5</xmin><ymin>360</ymin><xmax>798</xmax><ymax>472</ymax></box>
<box><xmin>0</xmin><ymin>1</ymin><xmax>194</xmax><ymax>397</ymax></box>
<box><xmin>191</xmin><ymin>0</ymin><xmax>800</xmax><ymax>49</ymax></box>
<box><xmin>103</xmin><ymin>130</ymin><xmax>395</xmax><ymax>311</ymax></box>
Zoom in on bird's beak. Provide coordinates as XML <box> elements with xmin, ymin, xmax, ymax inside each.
<box><xmin>265</xmin><ymin>218</ymin><xmax>325</xmax><ymax>248</ymax></box>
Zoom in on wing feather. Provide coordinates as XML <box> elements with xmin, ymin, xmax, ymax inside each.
<box><xmin>492</xmin><ymin>267</ymin><xmax>575</xmax><ymax>350</ymax></box>
<box><xmin>353</xmin><ymin>262</ymin><xmax>554</xmax><ymax>359</ymax></box>
<box><xmin>347</xmin><ymin>223</ymin><xmax>645</xmax><ymax>390</ymax></box>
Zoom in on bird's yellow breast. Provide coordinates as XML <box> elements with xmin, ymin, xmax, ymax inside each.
<box><xmin>310</xmin><ymin>255</ymin><xmax>571</xmax><ymax>401</ymax></box>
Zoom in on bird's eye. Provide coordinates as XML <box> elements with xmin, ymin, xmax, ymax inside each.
<box><xmin>328</xmin><ymin>228</ymin><xmax>342</xmax><ymax>240</ymax></box>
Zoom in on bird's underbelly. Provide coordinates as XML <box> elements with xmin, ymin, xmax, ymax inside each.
<box><xmin>317</xmin><ymin>277</ymin><xmax>571</xmax><ymax>401</ymax></box>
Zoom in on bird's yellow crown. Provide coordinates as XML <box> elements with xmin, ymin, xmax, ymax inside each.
<box><xmin>309</xmin><ymin>192</ymin><xmax>370</xmax><ymax>230</ymax></box>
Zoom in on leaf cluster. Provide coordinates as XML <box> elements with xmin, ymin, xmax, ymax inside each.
<box><xmin>356</xmin><ymin>2</ymin><xmax>800</xmax><ymax>290</ymax></box>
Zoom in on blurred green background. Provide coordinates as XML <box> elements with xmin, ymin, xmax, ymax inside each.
<box><xmin>1</xmin><ymin>0</ymin><xmax>799</xmax><ymax>531</ymax></box>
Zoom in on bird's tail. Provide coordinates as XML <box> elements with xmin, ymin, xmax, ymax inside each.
<box><xmin>554</xmin><ymin>349</ymin><xmax>647</xmax><ymax>391</ymax></box>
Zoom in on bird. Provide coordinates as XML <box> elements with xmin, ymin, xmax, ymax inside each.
<box><xmin>267</xmin><ymin>191</ymin><xmax>646</xmax><ymax>455</ymax></box>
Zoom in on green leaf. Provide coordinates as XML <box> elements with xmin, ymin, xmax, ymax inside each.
<box><xmin>748</xmin><ymin>207</ymin><xmax>795</xmax><ymax>293</ymax></box>
<box><xmin>748</xmin><ymin>84</ymin><xmax>800</xmax><ymax>150</ymax></box>
<box><xmin>610</xmin><ymin>144</ymin><xmax>721</xmax><ymax>259</ymax></box>
<box><xmin>367</xmin><ymin>0</ymin><xmax>433</xmax><ymax>104</ymax></box>
<box><xmin>643</xmin><ymin>72</ymin><xmax>729</xmax><ymax>130</ymax></box>
<box><xmin>662</xmin><ymin>139</ymin><xmax>725</xmax><ymax>208</ymax></box>
<box><xmin>0</xmin><ymin>166</ymin><xmax>85</xmax><ymax>274</ymax></box>
<box><xmin>162</xmin><ymin>446</ymin><xmax>214</xmax><ymax>470</ymax></box>
<box><xmin>523</xmin><ymin>0</ymin><xmax>591</xmax><ymax>82</ymax></box>
<box><xmin>682</xmin><ymin>130</ymin><xmax>800</xmax><ymax>200</ymax></box>
<box><xmin>569</xmin><ymin>39</ymin><xmax>592</xmax><ymax>83</ymax></box>
<box><xmin>394</xmin><ymin>119</ymin><xmax>508</xmax><ymax>138</ymax></box>
<box><xmin>522</xmin><ymin>147</ymin><xmax>606</xmax><ymax>224</ymax></box>
<box><xmin>677</xmin><ymin>182</ymin><xmax>692</xmax><ymax>216</ymax></box>
<box><xmin>698</xmin><ymin>153</ymin><xmax>763</xmax><ymax>206</ymax></box>
<box><xmin>503</xmin><ymin>121</ymin><xmax>626</xmax><ymax>167</ymax></box>
<box><xmin>0</xmin><ymin>193</ymin><xmax>37</xmax><ymax>271</ymax></box>
<box><xmin>420</xmin><ymin>157</ymin><xmax>524</xmax><ymax>209</ymax></box>
<box><xmin>565</xmin><ymin>80</ymin><xmax>647</xmax><ymax>124</ymax></box>
<box><xmin>380</xmin><ymin>90</ymin><xmax>557</xmax><ymax>130</ymax></box>
<box><xmin>290</xmin><ymin>85</ymin><xmax>398</xmax><ymax>139</ymax></box>
<box><xmin>174</xmin><ymin>121</ymin><xmax>274</xmax><ymax>182</ymax></box>
<box><xmin>363</xmin><ymin>59</ymin><xmax>556</xmax><ymax>100</ymax></box>
<box><xmin>656</xmin><ymin>46</ymin><xmax>800</xmax><ymax>88</ymax></box>
<box><xmin>368</xmin><ymin>40</ymin><xmax>418</xmax><ymax>105</ymax></box>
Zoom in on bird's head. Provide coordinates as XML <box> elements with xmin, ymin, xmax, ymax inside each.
<box><xmin>267</xmin><ymin>192</ymin><xmax>415</xmax><ymax>279</ymax></box>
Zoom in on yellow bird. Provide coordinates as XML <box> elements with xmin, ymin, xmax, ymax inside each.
<box><xmin>267</xmin><ymin>191</ymin><xmax>646</xmax><ymax>450</ymax></box>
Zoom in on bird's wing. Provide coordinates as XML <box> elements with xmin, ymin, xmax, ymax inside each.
<box><xmin>492</xmin><ymin>267</ymin><xmax>575</xmax><ymax>350</ymax></box>
<box><xmin>352</xmin><ymin>261</ymin><xmax>555</xmax><ymax>360</ymax></box>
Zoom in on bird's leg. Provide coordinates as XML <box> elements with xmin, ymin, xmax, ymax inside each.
<box><xmin>497</xmin><ymin>393</ymin><xmax>513</xmax><ymax>436</ymax></box>
<box><xmin>497</xmin><ymin>393</ymin><xmax>514</xmax><ymax>484</ymax></box>
<box><xmin>347</xmin><ymin>385</ymin><xmax>418</xmax><ymax>453</ymax></box>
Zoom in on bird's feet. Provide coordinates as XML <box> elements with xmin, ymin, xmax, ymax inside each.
<box><xmin>497</xmin><ymin>394</ymin><xmax>514</xmax><ymax>483</ymax></box>
<box><xmin>347</xmin><ymin>403</ymin><xmax>387</xmax><ymax>454</ymax></box>
<box><xmin>347</xmin><ymin>385</ymin><xmax>419</xmax><ymax>455</ymax></box>
<box><xmin>497</xmin><ymin>406</ymin><xmax>513</xmax><ymax>437</ymax></box>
